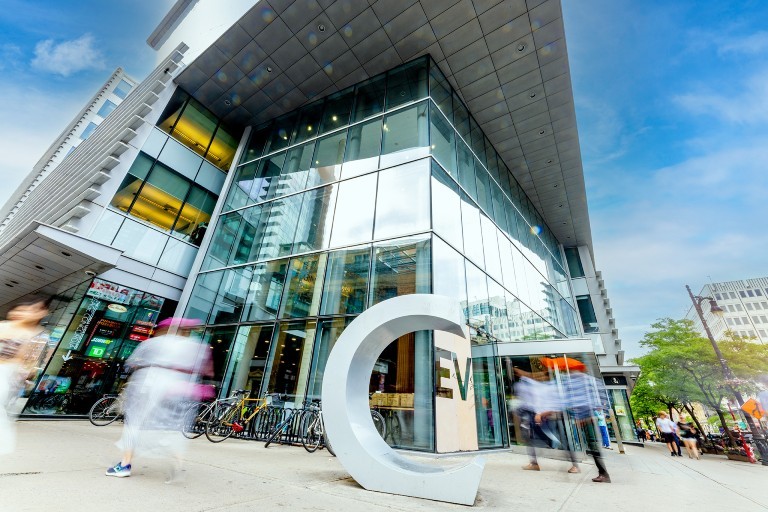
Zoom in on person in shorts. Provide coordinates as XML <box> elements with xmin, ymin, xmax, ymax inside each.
<box><xmin>655</xmin><ymin>411</ymin><xmax>678</xmax><ymax>456</ymax></box>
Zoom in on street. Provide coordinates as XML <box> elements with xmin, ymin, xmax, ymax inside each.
<box><xmin>1</xmin><ymin>422</ymin><xmax>766</xmax><ymax>511</ymax></box>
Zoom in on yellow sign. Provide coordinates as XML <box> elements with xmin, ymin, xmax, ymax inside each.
<box><xmin>741</xmin><ymin>398</ymin><xmax>765</xmax><ymax>420</ymax></box>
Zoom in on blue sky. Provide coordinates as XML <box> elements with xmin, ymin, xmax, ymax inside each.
<box><xmin>1</xmin><ymin>1</ymin><xmax>766</xmax><ymax>358</ymax></box>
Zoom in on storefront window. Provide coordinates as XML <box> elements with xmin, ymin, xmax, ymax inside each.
<box><xmin>369</xmin><ymin>236</ymin><xmax>431</xmax><ymax>306</ymax></box>
<box><xmin>220</xmin><ymin>325</ymin><xmax>274</xmax><ymax>397</ymax></box>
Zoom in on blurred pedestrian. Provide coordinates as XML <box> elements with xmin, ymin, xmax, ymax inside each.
<box><xmin>635</xmin><ymin>422</ymin><xmax>646</xmax><ymax>443</ymax></box>
<box><xmin>655</xmin><ymin>411</ymin><xmax>679</xmax><ymax>456</ymax></box>
<box><xmin>562</xmin><ymin>369</ymin><xmax>612</xmax><ymax>483</ymax></box>
<box><xmin>677</xmin><ymin>415</ymin><xmax>700</xmax><ymax>459</ymax></box>
<box><xmin>106</xmin><ymin>317</ymin><xmax>211</xmax><ymax>481</ymax></box>
<box><xmin>0</xmin><ymin>295</ymin><xmax>51</xmax><ymax>454</ymax></box>
<box><xmin>596</xmin><ymin>410</ymin><xmax>611</xmax><ymax>449</ymax></box>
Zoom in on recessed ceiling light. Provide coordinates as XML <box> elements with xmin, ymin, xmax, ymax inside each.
<box><xmin>266</xmin><ymin>66</ymin><xmax>273</xmax><ymax>73</ymax></box>
<box><xmin>558</xmin><ymin>204</ymin><xmax>563</xmax><ymax>208</ymax></box>
<box><xmin>318</xmin><ymin>24</ymin><xmax>326</xmax><ymax>32</ymax></box>
<box><xmin>517</xmin><ymin>43</ymin><xmax>526</xmax><ymax>52</ymax></box>
<box><xmin>5</xmin><ymin>284</ymin><xmax>13</xmax><ymax>288</ymax></box>
<box><xmin>554</xmin><ymin>184</ymin><xmax>558</xmax><ymax>188</ymax></box>
<box><xmin>562</xmin><ymin>222</ymin><xmax>567</xmax><ymax>225</ymax></box>
<box><xmin>547</xmin><ymin>159</ymin><xmax>553</xmax><ymax>164</ymax></box>
<box><xmin>224</xmin><ymin>99</ymin><xmax>232</xmax><ymax>106</ymax></box>
<box><xmin>529</xmin><ymin>92</ymin><xmax>536</xmax><ymax>98</ymax></box>
<box><xmin>61</xmin><ymin>251</ymin><xmax>71</xmax><ymax>257</ymax></box>
<box><xmin>9</xmin><ymin>280</ymin><xmax>18</xmax><ymax>285</ymax></box>
<box><xmin>35</xmin><ymin>265</ymin><xmax>44</xmax><ymax>270</ymax></box>
<box><xmin>539</xmin><ymin>129</ymin><xmax>545</xmax><ymax>135</ymax></box>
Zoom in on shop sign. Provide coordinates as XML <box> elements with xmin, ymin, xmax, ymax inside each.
<box><xmin>67</xmin><ymin>298</ymin><xmax>101</xmax><ymax>351</ymax></box>
<box><xmin>604</xmin><ymin>375</ymin><xmax>627</xmax><ymax>386</ymax></box>
<box><xmin>108</xmin><ymin>304</ymin><xmax>128</xmax><ymax>313</ymax></box>
<box><xmin>614</xmin><ymin>405</ymin><xmax>627</xmax><ymax>416</ymax></box>
<box><xmin>87</xmin><ymin>280</ymin><xmax>132</xmax><ymax>304</ymax></box>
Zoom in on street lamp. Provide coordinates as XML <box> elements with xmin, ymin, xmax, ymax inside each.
<box><xmin>686</xmin><ymin>285</ymin><xmax>768</xmax><ymax>466</ymax></box>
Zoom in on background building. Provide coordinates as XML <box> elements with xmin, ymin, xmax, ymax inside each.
<box><xmin>686</xmin><ymin>277</ymin><xmax>768</xmax><ymax>343</ymax></box>
<box><xmin>0</xmin><ymin>68</ymin><xmax>137</xmax><ymax>233</ymax></box>
<box><xmin>0</xmin><ymin>0</ymin><xmax>638</xmax><ymax>449</ymax></box>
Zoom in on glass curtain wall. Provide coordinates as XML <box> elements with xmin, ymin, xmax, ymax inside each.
<box><xmin>188</xmin><ymin>57</ymin><xmax>583</xmax><ymax>451</ymax></box>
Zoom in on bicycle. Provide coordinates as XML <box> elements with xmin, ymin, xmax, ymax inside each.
<box><xmin>205</xmin><ymin>390</ymin><xmax>277</xmax><ymax>443</ymax></box>
<box><xmin>181</xmin><ymin>400</ymin><xmax>216</xmax><ymax>439</ymax></box>
<box><xmin>300</xmin><ymin>400</ymin><xmax>335</xmax><ymax>456</ymax></box>
<box><xmin>264</xmin><ymin>400</ymin><xmax>310</xmax><ymax>448</ymax></box>
<box><xmin>89</xmin><ymin>394</ymin><xmax>124</xmax><ymax>426</ymax></box>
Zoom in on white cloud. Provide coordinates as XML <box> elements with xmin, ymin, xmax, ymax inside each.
<box><xmin>674</xmin><ymin>67</ymin><xmax>768</xmax><ymax>125</ymax></box>
<box><xmin>718</xmin><ymin>31</ymin><xmax>768</xmax><ymax>56</ymax></box>
<box><xmin>31</xmin><ymin>34</ymin><xmax>104</xmax><ymax>77</ymax></box>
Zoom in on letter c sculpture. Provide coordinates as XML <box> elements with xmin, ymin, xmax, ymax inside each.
<box><xmin>321</xmin><ymin>294</ymin><xmax>485</xmax><ymax>505</ymax></box>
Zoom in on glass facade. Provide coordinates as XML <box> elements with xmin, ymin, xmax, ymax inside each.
<box><xmin>23</xmin><ymin>278</ymin><xmax>177</xmax><ymax>416</ymax></box>
<box><xmin>185</xmin><ymin>57</ymin><xmax>583</xmax><ymax>452</ymax></box>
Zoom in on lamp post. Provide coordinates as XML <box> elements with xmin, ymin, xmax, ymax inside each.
<box><xmin>686</xmin><ymin>285</ymin><xmax>768</xmax><ymax>466</ymax></box>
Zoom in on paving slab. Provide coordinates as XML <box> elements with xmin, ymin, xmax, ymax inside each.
<box><xmin>1</xmin><ymin>422</ymin><xmax>766</xmax><ymax>511</ymax></box>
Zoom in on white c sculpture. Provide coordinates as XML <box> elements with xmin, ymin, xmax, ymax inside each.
<box><xmin>321</xmin><ymin>294</ymin><xmax>485</xmax><ymax>506</ymax></box>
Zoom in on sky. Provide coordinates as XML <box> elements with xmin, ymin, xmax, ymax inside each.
<box><xmin>1</xmin><ymin>1</ymin><xmax>766</xmax><ymax>359</ymax></box>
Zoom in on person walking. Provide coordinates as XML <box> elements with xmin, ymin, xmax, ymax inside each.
<box><xmin>595</xmin><ymin>410</ymin><xmax>611</xmax><ymax>449</ymax></box>
<box><xmin>635</xmin><ymin>422</ymin><xmax>646</xmax><ymax>443</ymax></box>
<box><xmin>655</xmin><ymin>411</ymin><xmax>679</xmax><ymax>456</ymax></box>
<box><xmin>106</xmin><ymin>317</ymin><xmax>211</xmax><ymax>481</ymax></box>
<box><xmin>677</xmin><ymin>415</ymin><xmax>700</xmax><ymax>459</ymax></box>
<box><xmin>0</xmin><ymin>295</ymin><xmax>51</xmax><ymax>455</ymax></box>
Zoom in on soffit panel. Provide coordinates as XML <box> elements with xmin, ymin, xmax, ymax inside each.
<box><xmin>176</xmin><ymin>0</ymin><xmax>592</xmax><ymax>248</ymax></box>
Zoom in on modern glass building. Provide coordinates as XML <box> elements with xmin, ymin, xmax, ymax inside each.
<box><xmin>0</xmin><ymin>0</ymin><xmax>638</xmax><ymax>448</ymax></box>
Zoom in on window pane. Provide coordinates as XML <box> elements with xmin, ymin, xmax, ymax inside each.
<box><xmin>171</xmin><ymin>98</ymin><xmax>218</xmax><ymax>157</ymax></box>
<box><xmin>111</xmin><ymin>218</ymin><xmax>167</xmax><ymax>265</ymax></box>
<box><xmin>385</xmin><ymin>57</ymin><xmax>428</xmax><ymax>109</ymax></box>
<box><xmin>307</xmin><ymin>317</ymin><xmax>354</xmax><ymax>397</ymax></box>
<box><xmin>279</xmin><ymin>253</ymin><xmax>327</xmax><ymax>318</ymax></box>
<box><xmin>457</xmin><ymin>138</ymin><xmax>476</xmax><ymax>196</ymax></box>
<box><xmin>481</xmin><ymin>216</ymin><xmax>503</xmax><ymax>282</ymax></box>
<box><xmin>465</xmin><ymin>261</ymin><xmax>489</xmax><ymax>336</ymax></box>
<box><xmin>381</xmin><ymin>101</ymin><xmax>429</xmax><ymax>167</ymax></box>
<box><xmin>253</xmin><ymin>194</ymin><xmax>303</xmax><ymax>260</ymax></box>
<box><xmin>195</xmin><ymin>160</ymin><xmax>226</xmax><ymax>193</ymax></box>
<box><xmin>342</xmin><ymin>117</ymin><xmax>382</xmax><ymax>178</ymax></box>
<box><xmin>142</xmin><ymin>128</ymin><xmax>167</xmax><ymax>158</ymax></box>
<box><xmin>491</xmin><ymin>184</ymin><xmax>507</xmax><ymax>231</ymax></box>
<box><xmin>90</xmin><ymin>209</ymin><xmax>124</xmax><ymax>245</ymax></box>
<box><xmin>352</xmin><ymin>74</ymin><xmax>386</xmax><ymax>122</ymax></box>
<box><xmin>131</xmin><ymin>163</ymin><xmax>191</xmax><ymax>231</ymax></box>
<box><xmin>331</xmin><ymin>173</ymin><xmax>377</xmax><ymax>246</ymax></box>
<box><xmin>469</xmin><ymin>116</ymin><xmax>486</xmax><ymax>168</ymax></box>
<box><xmin>202</xmin><ymin>212</ymin><xmax>242</xmax><ymax>270</ymax></box>
<box><xmin>224</xmin><ymin>161</ymin><xmax>258</xmax><ymax>211</ymax></box>
<box><xmin>206</xmin><ymin>122</ymin><xmax>239</xmax><ymax>170</ymax></box>
<box><xmin>201</xmin><ymin>327</ymin><xmax>238</xmax><ymax>390</ymax></box>
<box><xmin>431</xmin><ymin>161</ymin><xmax>463</xmax><ymax>251</ymax></box>
<box><xmin>266</xmin><ymin>111</ymin><xmax>298</xmax><ymax>153</ymax></box>
<box><xmin>452</xmin><ymin>92</ymin><xmax>470</xmax><ymax>141</ymax></box>
<box><xmin>185</xmin><ymin>271</ymin><xmax>224</xmax><ymax>322</ymax></box>
<box><xmin>293</xmin><ymin>185</ymin><xmax>338</xmax><ymax>252</ymax></box>
<box><xmin>432</xmin><ymin>235</ymin><xmax>467</xmax><ymax>320</ymax></box>
<box><xmin>114</xmin><ymin>79</ymin><xmax>133</xmax><ymax>99</ymax></box>
<box><xmin>292</xmin><ymin>99</ymin><xmax>324</xmax><ymax>144</ymax></box>
<box><xmin>474</xmin><ymin>163</ymin><xmax>492</xmax><ymax>214</ymax></box>
<box><xmin>241</xmin><ymin>123</ymin><xmax>271</xmax><ymax>163</ymax></box>
<box><xmin>157</xmin><ymin>89</ymin><xmax>189</xmax><ymax>134</ymax></box>
<box><xmin>485</xmin><ymin>139</ymin><xmax>500</xmax><ymax>183</ymax></box>
<box><xmin>209</xmin><ymin>267</ymin><xmax>252</xmax><ymax>324</ymax></box>
<box><xmin>251</xmin><ymin>151</ymin><xmax>287</xmax><ymax>203</ymax></box>
<box><xmin>277</xmin><ymin>142</ymin><xmax>314</xmax><ymax>196</ymax></box>
<box><xmin>499</xmin><ymin>236</ymin><xmax>517</xmax><ymax>294</ymax></box>
<box><xmin>429</xmin><ymin>103</ymin><xmax>457</xmax><ymax>179</ymax></box>
<box><xmin>370</xmin><ymin>235</ymin><xmax>431</xmax><ymax>305</ymax></box>
<box><xmin>320</xmin><ymin>87</ymin><xmax>354</xmax><ymax>133</ymax></box>
<box><xmin>111</xmin><ymin>153</ymin><xmax>154</xmax><ymax>213</ymax></box>
<box><xmin>226</xmin><ymin>206</ymin><xmax>260</xmax><ymax>266</ymax></box>
<box><xmin>173</xmin><ymin>186</ymin><xmax>216</xmax><ymax>243</ymax></box>
<box><xmin>243</xmin><ymin>260</ymin><xmax>288</xmax><ymax>322</ymax></box>
<box><xmin>80</xmin><ymin>122</ymin><xmax>98</xmax><ymax>140</ymax></box>
<box><xmin>97</xmin><ymin>100</ymin><xmax>117</xmax><ymax>118</ymax></box>
<box><xmin>309</xmin><ymin>130</ymin><xmax>347</xmax><ymax>185</ymax></box>
<box><xmin>265</xmin><ymin>320</ymin><xmax>317</xmax><ymax>399</ymax></box>
<box><xmin>157</xmin><ymin>237</ymin><xmax>198</xmax><ymax>275</ymax></box>
<box><xmin>429</xmin><ymin>64</ymin><xmax>452</xmax><ymax>122</ymax></box>
<box><xmin>488</xmin><ymin>279</ymin><xmax>509</xmax><ymax>342</ymax></box>
<box><xmin>374</xmin><ymin>159</ymin><xmax>430</xmax><ymax>240</ymax></box>
<box><xmin>461</xmin><ymin>193</ymin><xmax>485</xmax><ymax>269</ymax></box>
<box><xmin>220</xmin><ymin>325</ymin><xmax>274</xmax><ymax>397</ymax></box>
<box><xmin>320</xmin><ymin>245</ymin><xmax>370</xmax><ymax>316</ymax></box>
<box><xmin>157</xmin><ymin>137</ymin><xmax>203</xmax><ymax>180</ymax></box>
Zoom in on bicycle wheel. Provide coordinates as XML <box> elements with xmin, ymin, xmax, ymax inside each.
<box><xmin>182</xmin><ymin>402</ymin><xmax>213</xmax><ymax>439</ymax></box>
<box><xmin>89</xmin><ymin>396</ymin><xmax>121</xmax><ymax>426</ymax></box>
<box><xmin>264</xmin><ymin>416</ymin><xmax>291</xmax><ymax>448</ymax></box>
<box><xmin>205</xmin><ymin>402</ymin><xmax>236</xmax><ymax>443</ymax></box>
<box><xmin>370</xmin><ymin>410</ymin><xmax>386</xmax><ymax>439</ymax></box>
<box><xmin>301</xmin><ymin>411</ymin><xmax>322</xmax><ymax>453</ymax></box>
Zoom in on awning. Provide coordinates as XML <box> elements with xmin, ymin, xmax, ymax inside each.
<box><xmin>0</xmin><ymin>223</ymin><xmax>122</xmax><ymax>308</ymax></box>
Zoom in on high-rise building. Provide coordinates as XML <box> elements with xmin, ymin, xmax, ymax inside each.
<box><xmin>0</xmin><ymin>1</ymin><xmax>638</xmax><ymax>449</ymax></box>
<box><xmin>686</xmin><ymin>278</ymin><xmax>768</xmax><ymax>344</ymax></box>
<box><xmin>0</xmin><ymin>68</ymin><xmax>137</xmax><ymax>232</ymax></box>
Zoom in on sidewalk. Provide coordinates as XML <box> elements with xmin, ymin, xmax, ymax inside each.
<box><xmin>1</xmin><ymin>422</ymin><xmax>766</xmax><ymax>511</ymax></box>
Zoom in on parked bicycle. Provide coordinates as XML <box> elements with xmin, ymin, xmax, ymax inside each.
<box><xmin>264</xmin><ymin>399</ymin><xmax>310</xmax><ymax>448</ymax></box>
<box><xmin>205</xmin><ymin>390</ymin><xmax>279</xmax><ymax>443</ymax></box>
<box><xmin>89</xmin><ymin>394</ymin><xmax>124</xmax><ymax>426</ymax></box>
<box><xmin>300</xmin><ymin>399</ymin><xmax>334</xmax><ymax>455</ymax></box>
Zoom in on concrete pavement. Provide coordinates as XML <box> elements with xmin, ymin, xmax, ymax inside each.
<box><xmin>1</xmin><ymin>421</ymin><xmax>766</xmax><ymax>511</ymax></box>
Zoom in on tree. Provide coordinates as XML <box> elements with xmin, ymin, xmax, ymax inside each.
<box><xmin>632</xmin><ymin>318</ymin><xmax>768</xmax><ymax>446</ymax></box>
